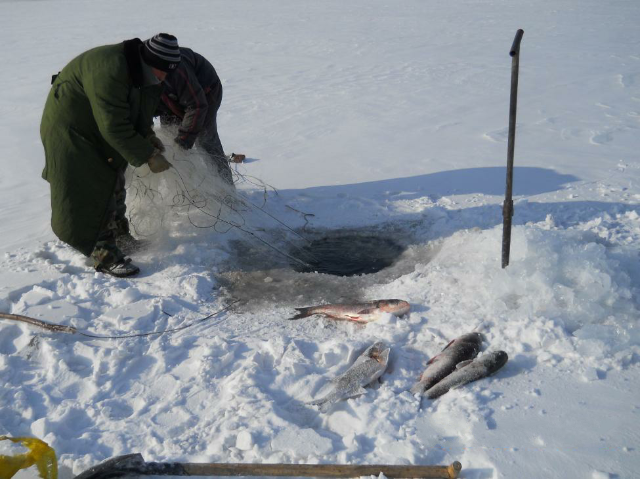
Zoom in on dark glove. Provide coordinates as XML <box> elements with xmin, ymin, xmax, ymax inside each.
<box><xmin>147</xmin><ymin>133</ymin><xmax>165</xmax><ymax>152</ymax></box>
<box><xmin>175</xmin><ymin>135</ymin><xmax>195</xmax><ymax>150</ymax></box>
<box><xmin>148</xmin><ymin>152</ymin><xmax>172</xmax><ymax>173</ymax></box>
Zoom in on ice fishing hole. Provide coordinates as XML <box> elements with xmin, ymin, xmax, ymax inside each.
<box><xmin>292</xmin><ymin>233</ymin><xmax>405</xmax><ymax>276</ymax></box>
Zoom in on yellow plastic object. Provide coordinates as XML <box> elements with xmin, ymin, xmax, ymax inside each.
<box><xmin>0</xmin><ymin>436</ymin><xmax>57</xmax><ymax>479</ymax></box>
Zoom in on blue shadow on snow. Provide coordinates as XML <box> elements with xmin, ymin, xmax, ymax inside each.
<box><xmin>283</xmin><ymin>167</ymin><xmax>580</xmax><ymax>199</ymax></box>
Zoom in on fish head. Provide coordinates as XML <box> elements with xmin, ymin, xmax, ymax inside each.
<box><xmin>367</xmin><ymin>341</ymin><xmax>390</xmax><ymax>365</ymax></box>
<box><xmin>482</xmin><ymin>350</ymin><xmax>509</xmax><ymax>373</ymax></box>
<box><xmin>377</xmin><ymin>299</ymin><xmax>411</xmax><ymax>316</ymax></box>
<box><xmin>457</xmin><ymin>332</ymin><xmax>484</xmax><ymax>346</ymax></box>
<box><xmin>376</xmin><ymin>347</ymin><xmax>391</xmax><ymax>366</ymax></box>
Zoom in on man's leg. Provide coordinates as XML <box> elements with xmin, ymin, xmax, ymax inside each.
<box><xmin>198</xmin><ymin>83</ymin><xmax>234</xmax><ymax>185</ymax></box>
<box><xmin>91</xmin><ymin>179</ymin><xmax>140</xmax><ymax>277</ymax></box>
<box><xmin>113</xmin><ymin>167</ymin><xmax>130</xmax><ymax>236</ymax></box>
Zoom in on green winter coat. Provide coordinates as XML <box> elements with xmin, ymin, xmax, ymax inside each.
<box><xmin>40</xmin><ymin>38</ymin><xmax>162</xmax><ymax>256</ymax></box>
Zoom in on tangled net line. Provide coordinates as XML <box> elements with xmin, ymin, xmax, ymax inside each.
<box><xmin>124</xmin><ymin>147</ymin><xmax>316</xmax><ymax>267</ymax></box>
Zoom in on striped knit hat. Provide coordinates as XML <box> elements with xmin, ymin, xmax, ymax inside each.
<box><xmin>142</xmin><ymin>33</ymin><xmax>181</xmax><ymax>71</ymax></box>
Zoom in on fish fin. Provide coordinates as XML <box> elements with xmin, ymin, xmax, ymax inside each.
<box><xmin>441</xmin><ymin>339</ymin><xmax>456</xmax><ymax>351</ymax></box>
<box><xmin>427</xmin><ymin>354</ymin><xmax>442</xmax><ymax>365</ymax></box>
<box><xmin>456</xmin><ymin>359</ymin><xmax>474</xmax><ymax>369</ymax></box>
<box><xmin>288</xmin><ymin>307</ymin><xmax>313</xmax><ymax>320</ymax></box>
<box><xmin>344</xmin><ymin>386</ymin><xmax>367</xmax><ymax>398</ymax></box>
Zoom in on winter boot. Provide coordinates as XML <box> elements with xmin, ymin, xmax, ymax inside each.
<box><xmin>96</xmin><ymin>257</ymin><xmax>141</xmax><ymax>278</ymax></box>
<box><xmin>91</xmin><ymin>241</ymin><xmax>140</xmax><ymax>278</ymax></box>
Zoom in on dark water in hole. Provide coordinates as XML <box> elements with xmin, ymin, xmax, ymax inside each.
<box><xmin>292</xmin><ymin>234</ymin><xmax>406</xmax><ymax>276</ymax></box>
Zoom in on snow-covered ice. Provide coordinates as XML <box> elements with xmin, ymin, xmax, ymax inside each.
<box><xmin>1</xmin><ymin>1</ymin><xmax>639</xmax><ymax>478</ymax></box>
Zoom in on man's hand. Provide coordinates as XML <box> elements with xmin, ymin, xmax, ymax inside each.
<box><xmin>148</xmin><ymin>133</ymin><xmax>166</xmax><ymax>152</ymax></box>
<box><xmin>148</xmin><ymin>152</ymin><xmax>172</xmax><ymax>173</ymax></box>
<box><xmin>175</xmin><ymin>135</ymin><xmax>195</xmax><ymax>150</ymax></box>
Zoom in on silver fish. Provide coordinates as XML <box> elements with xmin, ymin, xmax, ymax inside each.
<box><xmin>410</xmin><ymin>332</ymin><xmax>483</xmax><ymax>395</ymax></box>
<box><xmin>424</xmin><ymin>350</ymin><xmax>508</xmax><ymax>399</ymax></box>
<box><xmin>289</xmin><ymin>299</ymin><xmax>410</xmax><ymax>323</ymax></box>
<box><xmin>308</xmin><ymin>341</ymin><xmax>390</xmax><ymax>412</ymax></box>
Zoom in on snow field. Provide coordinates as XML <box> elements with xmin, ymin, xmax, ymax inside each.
<box><xmin>2</xmin><ymin>188</ymin><xmax>639</xmax><ymax>477</ymax></box>
<box><xmin>1</xmin><ymin>0</ymin><xmax>640</xmax><ymax>478</ymax></box>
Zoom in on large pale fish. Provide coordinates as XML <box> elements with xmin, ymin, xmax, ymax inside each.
<box><xmin>410</xmin><ymin>332</ymin><xmax>483</xmax><ymax>396</ymax></box>
<box><xmin>424</xmin><ymin>350</ymin><xmax>508</xmax><ymax>399</ymax></box>
<box><xmin>289</xmin><ymin>299</ymin><xmax>410</xmax><ymax>323</ymax></box>
<box><xmin>308</xmin><ymin>341</ymin><xmax>390</xmax><ymax>412</ymax></box>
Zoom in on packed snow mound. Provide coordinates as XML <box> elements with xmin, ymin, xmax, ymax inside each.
<box><xmin>417</xmin><ymin>224</ymin><xmax>640</xmax><ymax>367</ymax></box>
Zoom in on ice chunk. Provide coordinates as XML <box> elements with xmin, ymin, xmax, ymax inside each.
<box><xmin>236</xmin><ymin>430</ymin><xmax>254</xmax><ymax>451</ymax></box>
<box><xmin>582</xmin><ymin>367</ymin><xmax>600</xmax><ymax>382</ymax></box>
<box><xmin>30</xmin><ymin>417</ymin><xmax>52</xmax><ymax>438</ymax></box>
<box><xmin>592</xmin><ymin>470</ymin><xmax>612</xmax><ymax>479</ymax></box>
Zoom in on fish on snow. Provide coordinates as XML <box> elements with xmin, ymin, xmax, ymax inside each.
<box><xmin>410</xmin><ymin>332</ymin><xmax>483</xmax><ymax>396</ymax></box>
<box><xmin>288</xmin><ymin>299</ymin><xmax>410</xmax><ymax>323</ymax></box>
<box><xmin>308</xmin><ymin>341</ymin><xmax>390</xmax><ymax>412</ymax></box>
<box><xmin>424</xmin><ymin>350</ymin><xmax>509</xmax><ymax>399</ymax></box>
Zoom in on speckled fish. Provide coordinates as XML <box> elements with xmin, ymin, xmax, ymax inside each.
<box><xmin>424</xmin><ymin>350</ymin><xmax>508</xmax><ymax>399</ymax></box>
<box><xmin>410</xmin><ymin>332</ymin><xmax>483</xmax><ymax>395</ymax></box>
<box><xmin>288</xmin><ymin>299</ymin><xmax>410</xmax><ymax>323</ymax></box>
<box><xmin>308</xmin><ymin>341</ymin><xmax>390</xmax><ymax>412</ymax></box>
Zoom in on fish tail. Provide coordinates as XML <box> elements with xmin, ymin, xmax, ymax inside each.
<box><xmin>307</xmin><ymin>397</ymin><xmax>328</xmax><ymax>408</ymax></box>
<box><xmin>316</xmin><ymin>398</ymin><xmax>337</xmax><ymax>413</ymax></box>
<box><xmin>307</xmin><ymin>393</ymin><xmax>339</xmax><ymax>412</ymax></box>
<box><xmin>320</xmin><ymin>401</ymin><xmax>336</xmax><ymax>413</ymax></box>
<box><xmin>409</xmin><ymin>381</ymin><xmax>426</xmax><ymax>395</ymax></box>
<box><xmin>424</xmin><ymin>383</ymin><xmax>448</xmax><ymax>400</ymax></box>
<box><xmin>288</xmin><ymin>307</ymin><xmax>313</xmax><ymax>320</ymax></box>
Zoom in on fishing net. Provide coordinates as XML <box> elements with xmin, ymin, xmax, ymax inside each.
<box><xmin>123</xmin><ymin>129</ymin><xmax>313</xmax><ymax>267</ymax></box>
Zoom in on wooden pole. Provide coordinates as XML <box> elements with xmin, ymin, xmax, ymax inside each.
<box><xmin>173</xmin><ymin>461</ymin><xmax>463</xmax><ymax>478</ymax></box>
<box><xmin>0</xmin><ymin>312</ymin><xmax>77</xmax><ymax>334</ymax></box>
<box><xmin>74</xmin><ymin>455</ymin><xmax>463</xmax><ymax>479</ymax></box>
